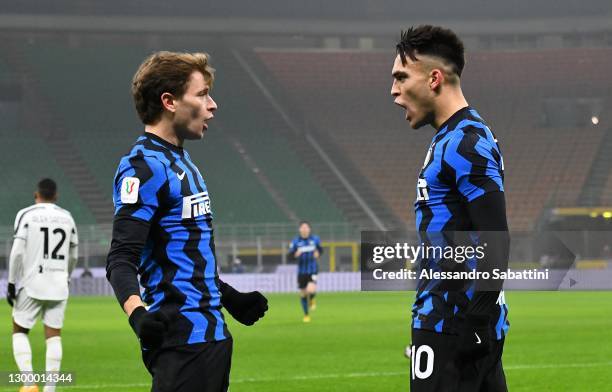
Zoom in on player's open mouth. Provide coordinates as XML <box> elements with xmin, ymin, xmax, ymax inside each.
<box><xmin>394</xmin><ymin>101</ymin><xmax>409</xmax><ymax>121</ymax></box>
<box><xmin>203</xmin><ymin>117</ymin><xmax>213</xmax><ymax>131</ymax></box>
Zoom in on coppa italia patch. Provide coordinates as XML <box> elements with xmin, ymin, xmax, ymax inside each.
<box><xmin>121</xmin><ymin>177</ymin><xmax>140</xmax><ymax>204</ymax></box>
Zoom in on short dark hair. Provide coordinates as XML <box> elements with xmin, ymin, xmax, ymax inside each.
<box><xmin>396</xmin><ymin>25</ymin><xmax>465</xmax><ymax>77</ymax></box>
<box><xmin>37</xmin><ymin>178</ymin><xmax>57</xmax><ymax>200</ymax></box>
<box><xmin>299</xmin><ymin>220</ymin><xmax>311</xmax><ymax>228</ymax></box>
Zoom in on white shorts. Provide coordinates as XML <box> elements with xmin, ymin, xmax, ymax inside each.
<box><xmin>12</xmin><ymin>289</ymin><xmax>68</xmax><ymax>329</ymax></box>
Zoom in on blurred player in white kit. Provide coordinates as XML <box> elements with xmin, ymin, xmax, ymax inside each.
<box><xmin>6</xmin><ymin>178</ymin><xmax>78</xmax><ymax>392</ymax></box>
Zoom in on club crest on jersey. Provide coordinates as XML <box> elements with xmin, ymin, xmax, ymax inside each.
<box><xmin>120</xmin><ymin>177</ymin><xmax>140</xmax><ymax>204</ymax></box>
<box><xmin>182</xmin><ymin>191</ymin><xmax>212</xmax><ymax>219</ymax></box>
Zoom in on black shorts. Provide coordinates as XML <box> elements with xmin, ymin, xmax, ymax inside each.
<box><xmin>142</xmin><ymin>338</ymin><xmax>233</xmax><ymax>392</ymax></box>
<box><xmin>409</xmin><ymin>329</ymin><xmax>507</xmax><ymax>392</ymax></box>
<box><xmin>297</xmin><ymin>273</ymin><xmax>317</xmax><ymax>289</ymax></box>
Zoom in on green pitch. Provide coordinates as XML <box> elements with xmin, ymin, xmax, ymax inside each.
<box><xmin>1</xmin><ymin>291</ymin><xmax>611</xmax><ymax>391</ymax></box>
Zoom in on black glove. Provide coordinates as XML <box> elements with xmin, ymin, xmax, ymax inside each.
<box><xmin>6</xmin><ymin>283</ymin><xmax>16</xmax><ymax>307</ymax></box>
<box><xmin>456</xmin><ymin>314</ymin><xmax>492</xmax><ymax>362</ymax></box>
<box><xmin>220</xmin><ymin>284</ymin><xmax>268</xmax><ymax>326</ymax></box>
<box><xmin>128</xmin><ymin>307</ymin><xmax>169</xmax><ymax>349</ymax></box>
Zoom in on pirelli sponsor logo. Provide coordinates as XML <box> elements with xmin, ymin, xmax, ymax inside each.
<box><xmin>182</xmin><ymin>191</ymin><xmax>212</xmax><ymax>219</ymax></box>
<box><xmin>298</xmin><ymin>245</ymin><xmax>316</xmax><ymax>253</ymax></box>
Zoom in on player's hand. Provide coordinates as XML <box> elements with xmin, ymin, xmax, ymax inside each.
<box><xmin>295</xmin><ymin>250</ymin><xmax>302</xmax><ymax>258</ymax></box>
<box><xmin>314</xmin><ymin>250</ymin><xmax>320</xmax><ymax>259</ymax></box>
<box><xmin>222</xmin><ymin>290</ymin><xmax>268</xmax><ymax>326</ymax></box>
<box><xmin>6</xmin><ymin>283</ymin><xmax>16</xmax><ymax>307</ymax></box>
<box><xmin>404</xmin><ymin>344</ymin><xmax>412</xmax><ymax>359</ymax></box>
<box><xmin>456</xmin><ymin>314</ymin><xmax>492</xmax><ymax>362</ymax></box>
<box><xmin>128</xmin><ymin>307</ymin><xmax>169</xmax><ymax>349</ymax></box>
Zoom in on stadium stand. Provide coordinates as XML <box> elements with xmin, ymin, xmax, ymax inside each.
<box><xmin>247</xmin><ymin>50</ymin><xmax>413</xmax><ymax>229</ymax></box>
<box><xmin>0</xmin><ymin>51</ymin><xmax>94</xmax><ymax>224</ymax></box>
<box><xmin>580</xmin><ymin>119</ymin><xmax>612</xmax><ymax>206</ymax></box>
<box><xmin>3</xmin><ymin>0</ymin><xmax>609</xmax><ymax>22</ymax></box>
<box><xmin>601</xmin><ymin>174</ymin><xmax>612</xmax><ymax>205</ymax></box>
<box><xmin>210</xmin><ymin>48</ymin><xmax>348</xmax><ymax>224</ymax></box>
<box><xmin>0</xmin><ymin>134</ymin><xmax>95</xmax><ymax>224</ymax></box>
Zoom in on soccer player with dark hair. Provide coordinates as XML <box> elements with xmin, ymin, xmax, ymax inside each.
<box><xmin>391</xmin><ymin>26</ymin><xmax>510</xmax><ymax>391</ymax></box>
<box><xmin>289</xmin><ymin>221</ymin><xmax>322</xmax><ymax>322</ymax></box>
<box><xmin>106</xmin><ymin>51</ymin><xmax>268</xmax><ymax>392</ymax></box>
<box><xmin>8</xmin><ymin>178</ymin><xmax>78</xmax><ymax>392</ymax></box>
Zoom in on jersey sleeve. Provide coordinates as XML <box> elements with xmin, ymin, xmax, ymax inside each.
<box><xmin>69</xmin><ymin>219</ymin><xmax>79</xmax><ymax>247</ymax></box>
<box><xmin>113</xmin><ymin>152</ymin><xmax>169</xmax><ymax>222</ymax></box>
<box><xmin>289</xmin><ymin>238</ymin><xmax>298</xmax><ymax>253</ymax></box>
<box><xmin>9</xmin><ymin>211</ymin><xmax>28</xmax><ymax>284</ymax></box>
<box><xmin>68</xmin><ymin>220</ymin><xmax>79</xmax><ymax>275</ymax></box>
<box><xmin>442</xmin><ymin>128</ymin><xmax>504</xmax><ymax>202</ymax></box>
<box><xmin>314</xmin><ymin>236</ymin><xmax>323</xmax><ymax>254</ymax></box>
<box><xmin>107</xmin><ymin>152</ymin><xmax>166</xmax><ymax>305</ymax></box>
<box><xmin>13</xmin><ymin>209</ymin><xmax>29</xmax><ymax>240</ymax></box>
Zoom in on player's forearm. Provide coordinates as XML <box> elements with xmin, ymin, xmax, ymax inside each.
<box><xmin>466</xmin><ymin>191</ymin><xmax>510</xmax><ymax>315</ymax></box>
<box><xmin>123</xmin><ymin>295</ymin><xmax>146</xmax><ymax>316</ymax></box>
<box><xmin>107</xmin><ymin>262</ymin><xmax>142</xmax><ymax>306</ymax></box>
<box><xmin>68</xmin><ymin>245</ymin><xmax>78</xmax><ymax>275</ymax></box>
<box><xmin>7</xmin><ymin>256</ymin><xmax>20</xmax><ymax>284</ymax></box>
<box><xmin>466</xmin><ymin>231</ymin><xmax>509</xmax><ymax>315</ymax></box>
<box><xmin>106</xmin><ymin>215</ymin><xmax>150</xmax><ymax>307</ymax></box>
<box><xmin>7</xmin><ymin>239</ymin><xmax>25</xmax><ymax>283</ymax></box>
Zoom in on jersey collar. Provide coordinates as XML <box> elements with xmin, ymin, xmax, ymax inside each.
<box><xmin>144</xmin><ymin>132</ymin><xmax>185</xmax><ymax>155</ymax></box>
<box><xmin>435</xmin><ymin>106</ymin><xmax>471</xmax><ymax>136</ymax></box>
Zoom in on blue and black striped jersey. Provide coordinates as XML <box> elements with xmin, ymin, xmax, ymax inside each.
<box><xmin>111</xmin><ymin>132</ymin><xmax>229</xmax><ymax>346</ymax></box>
<box><xmin>290</xmin><ymin>235</ymin><xmax>322</xmax><ymax>275</ymax></box>
<box><xmin>413</xmin><ymin>107</ymin><xmax>509</xmax><ymax>339</ymax></box>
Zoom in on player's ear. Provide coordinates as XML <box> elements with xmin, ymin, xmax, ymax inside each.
<box><xmin>430</xmin><ymin>69</ymin><xmax>444</xmax><ymax>91</ymax></box>
<box><xmin>160</xmin><ymin>92</ymin><xmax>177</xmax><ymax>113</ymax></box>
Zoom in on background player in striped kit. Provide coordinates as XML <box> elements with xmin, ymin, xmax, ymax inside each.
<box><xmin>391</xmin><ymin>26</ymin><xmax>510</xmax><ymax>391</ymax></box>
<box><xmin>106</xmin><ymin>51</ymin><xmax>268</xmax><ymax>392</ymax></box>
<box><xmin>7</xmin><ymin>178</ymin><xmax>79</xmax><ymax>392</ymax></box>
<box><xmin>289</xmin><ymin>221</ymin><xmax>322</xmax><ymax>322</ymax></box>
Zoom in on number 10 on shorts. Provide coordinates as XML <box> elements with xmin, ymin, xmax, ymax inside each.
<box><xmin>410</xmin><ymin>344</ymin><xmax>434</xmax><ymax>380</ymax></box>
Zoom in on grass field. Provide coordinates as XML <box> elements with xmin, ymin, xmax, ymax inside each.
<box><xmin>1</xmin><ymin>291</ymin><xmax>611</xmax><ymax>391</ymax></box>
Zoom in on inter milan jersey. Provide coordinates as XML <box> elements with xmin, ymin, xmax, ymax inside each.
<box><xmin>289</xmin><ymin>235</ymin><xmax>322</xmax><ymax>275</ymax></box>
<box><xmin>111</xmin><ymin>132</ymin><xmax>229</xmax><ymax>346</ymax></box>
<box><xmin>413</xmin><ymin>107</ymin><xmax>509</xmax><ymax>340</ymax></box>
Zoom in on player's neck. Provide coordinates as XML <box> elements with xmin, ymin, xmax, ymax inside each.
<box><xmin>433</xmin><ymin>90</ymin><xmax>469</xmax><ymax>130</ymax></box>
<box><xmin>144</xmin><ymin>123</ymin><xmax>184</xmax><ymax>148</ymax></box>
